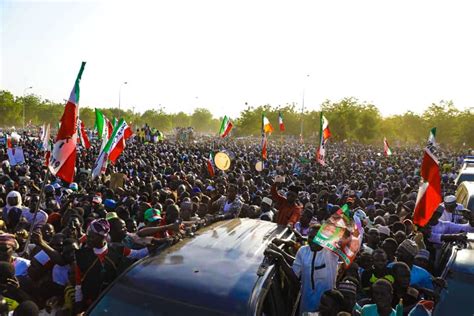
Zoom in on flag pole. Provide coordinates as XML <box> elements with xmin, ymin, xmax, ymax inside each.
<box><xmin>20</xmin><ymin>168</ymin><xmax>51</xmax><ymax>255</ymax></box>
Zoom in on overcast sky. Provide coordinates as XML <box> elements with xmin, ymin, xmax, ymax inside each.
<box><xmin>2</xmin><ymin>0</ymin><xmax>474</xmax><ymax>118</ymax></box>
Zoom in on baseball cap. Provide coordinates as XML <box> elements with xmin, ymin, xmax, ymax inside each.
<box><xmin>144</xmin><ymin>208</ymin><xmax>162</xmax><ymax>223</ymax></box>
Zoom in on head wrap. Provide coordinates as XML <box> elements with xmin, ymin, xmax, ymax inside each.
<box><xmin>87</xmin><ymin>219</ymin><xmax>110</xmax><ymax>237</ymax></box>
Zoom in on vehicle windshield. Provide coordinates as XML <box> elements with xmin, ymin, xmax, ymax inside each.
<box><xmin>457</xmin><ymin>173</ymin><xmax>474</xmax><ymax>184</ymax></box>
<box><xmin>434</xmin><ymin>271</ymin><xmax>474</xmax><ymax>315</ymax></box>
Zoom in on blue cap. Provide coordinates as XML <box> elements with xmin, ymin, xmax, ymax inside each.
<box><xmin>104</xmin><ymin>199</ymin><xmax>117</xmax><ymax>209</ymax></box>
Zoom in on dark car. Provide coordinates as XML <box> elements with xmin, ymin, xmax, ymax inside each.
<box><xmin>88</xmin><ymin>218</ymin><xmax>299</xmax><ymax>316</ymax></box>
<box><xmin>434</xmin><ymin>233</ymin><xmax>474</xmax><ymax>315</ymax></box>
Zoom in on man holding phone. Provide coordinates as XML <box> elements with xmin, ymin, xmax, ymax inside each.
<box><xmin>271</xmin><ymin>175</ymin><xmax>303</xmax><ymax>227</ymax></box>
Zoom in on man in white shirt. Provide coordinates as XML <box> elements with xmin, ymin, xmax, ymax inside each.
<box><xmin>265</xmin><ymin>225</ymin><xmax>339</xmax><ymax>314</ymax></box>
<box><xmin>437</xmin><ymin>195</ymin><xmax>465</xmax><ymax>224</ymax></box>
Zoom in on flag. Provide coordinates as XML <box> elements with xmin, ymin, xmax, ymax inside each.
<box><xmin>108</xmin><ymin>120</ymin><xmax>133</xmax><ymax>163</ymax></box>
<box><xmin>48</xmin><ymin>62</ymin><xmax>86</xmax><ymax>183</ymax></box>
<box><xmin>107</xmin><ymin>119</ymin><xmax>113</xmax><ymax>139</ymax></box>
<box><xmin>428</xmin><ymin>127</ymin><xmax>436</xmax><ymax>147</ymax></box>
<box><xmin>313</xmin><ymin>204</ymin><xmax>362</xmax><ymax>266</ymax></box>
<box><xmin>92</xmin><ymin>119</ymin><xmax>132</xmax><ymax>179</ymax></box>
<box><xmin>95</xmin><ymin>109</ymin><xmax>108</xmax><ymax>139</ymax></box>
<box><xmin>219</xmin><ymin>116</ymin><xmax>233</xmax><ymax>138</ymax></box>
<box><xmin>42</xmin><ymin>124</ymin><xmax>52</xmax><ymax>167</ymax></box>
<box><xmin>206</xmin><ymin>152</ymin><xmax>215</xmax><ymax>177</ymax></box>
<box><xmin>41</xmin><ymin>123</ymin><xmax>50</xmax><ymax>151</ymax></box>
<box><xmin>413</xmin><ymin>129</ymin><xmax>442</xmax><ymax>227</ymax></box>
<box><xmin>384</xmin><ymin>137</ymin><xmax>392</xmax><ymax>156</ymax></box>
<box><xmin>6</xmin><ymin>135</ymin><xmax>12</xmax><ymax>149</ymax></box>
<box><xmin>112</xmin><ymin>117</ymin><xmax>118</xmax><ymax>128</ymax></box>
<box><xmin>95</xmin><ymin>109</ymin><xmax>111</xmax><ymax>152</ymax></box>
<box><xmin>316</xmin><ymin>113</ymin><xmax>330</xmax><ymax>165</ymax></box>
<box><xmin>278</xmin><ymin>112</ymin><xmax>285</xmax><ymax>131</ymax></box>
<box><xmin>261</xmin><ymin>133</ymin><xmax>268</xmax><ymax>160</ymax></box>
<box><xmin>78</xmin><ymin>119</ymin><xmax>91</xmax><ymax>149</ymax></box>
<box><xmin>262</xmin><ymin>113</ymin><xmax>274</xmax><ymax>134</ymax></box>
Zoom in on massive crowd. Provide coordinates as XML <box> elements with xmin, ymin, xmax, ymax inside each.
<box><xmin>0</xmin><ymin>127</ymin><xmax>472</xmax><ymax>316</ymax></box>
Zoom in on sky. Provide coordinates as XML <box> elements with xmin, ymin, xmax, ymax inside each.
<box><xmin>2</xmin><ymin>0</ymin><xmax>474</xmax><ymax>119</ymax></box>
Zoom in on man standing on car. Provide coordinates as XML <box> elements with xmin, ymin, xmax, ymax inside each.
<box><xmin>265</xmin><ymin>224</ymin><xmax>339</xmax><ymax>314</ymax></box>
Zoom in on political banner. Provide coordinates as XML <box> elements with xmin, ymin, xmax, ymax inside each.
<box><xmin>313</xmin><ymin>204</ymin><xmax>362</xmax><ymax>266</ymax></box>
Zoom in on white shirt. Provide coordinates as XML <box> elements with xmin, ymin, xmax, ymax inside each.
<box><xmin>438</xmin><ymin>203</ymin><xmax>465</xmax><ymax>223</ymax></box>
<box><xmin>292</xmin><ymin>246</ymin><xmax>339</xmax><ymax>314</ymax></box>
<box><xmin>22</xmin><ymin>209</ymin><xmax>48</xmax><ymax>228</ymax></box>
<box><xmin>429</xmin><ymin>220</ymin><xmax>474</xmax><ymax>245</ymax></box>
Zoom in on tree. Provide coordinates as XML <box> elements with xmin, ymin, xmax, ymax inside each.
<box><xmin>190</xmin><ymin>108</ymin><xmax>214</xmax><ymax>133</ymax></box>
<box><xmin>0</xmin><ymin>90</ymin><xmax>21</xmax><ymax>126</ymax></box>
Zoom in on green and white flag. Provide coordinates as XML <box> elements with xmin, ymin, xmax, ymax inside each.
<box><xmin>92</xmin><ymin>119</ymin><xmax>132</xmax><ymax>179</ymax></box>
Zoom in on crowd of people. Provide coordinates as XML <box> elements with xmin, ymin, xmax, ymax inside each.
<box><xmin>0</xmin><ymin>126</ymin><xmax>472</xmax><ymax>315</ymax></box>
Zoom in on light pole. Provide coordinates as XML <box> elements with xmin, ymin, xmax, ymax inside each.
<box><xmin>23</xmin><ymin>86</ymin><xmax>33</xmax><ymax>129</ymax></box>
<box><xmin>118</xmin><ymin>81</ymin><xmax>127</xmax><ymax>110</ymax></box>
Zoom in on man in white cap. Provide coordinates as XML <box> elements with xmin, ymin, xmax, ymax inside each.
<box><xmin>437</xmin><ymin>195</ymin><xmax>465</xmax><ymax>223</ymax></box>
<box><xmin>260</xmin><ymin>197</ymin><xmax>275</xmax><ymax>222</ymax></box>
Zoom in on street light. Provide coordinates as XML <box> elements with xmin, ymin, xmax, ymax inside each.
<box><xmin>23</xmin><ymin>86</ymin><xmax>33</xmax><ymax>129</ymax></box>
<box><xmin>118</xmin><ymin>81</ymin><xmax>128</xmax><ymax>110</ymax></box>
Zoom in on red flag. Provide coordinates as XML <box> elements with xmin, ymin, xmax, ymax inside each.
<box><xmin>316</xmin><ymin>113</ymin><xmax>330</xmax><ymax>165</ymax></box>
<box><xmin>413</xmin><ymin>147</ymin><xmax>442</xmax><ymax>227</ymax></box>
<box><xmin>49</xmin><ymin>62</ymin><xmax>86</xmax><ymax>183</ymax></box>
<box><xmin>107</xmin><ymin>119</ymin><xmax>113</xmax><ymax>139</ymax></box>
<box><xmin>78</xmin><ymin>119</ymin><xmax>91</xmax><ymax>149</ymax></box>
<box><xmin>108</xmin><ymin>125</ymin><xmax>133</xmax><ymax>164</ymax></box>
<box><xmin>278</xmin><ymin>112</ymin><xmax>285</xmax><ymax>131</ymax></box>
<box><xmin>207</xmin><ymin>152</ymin><xmax>215</xmax><ymax>177</ymax></box>
<box><xmin>261</xmin><ymin>133</ymin><xmax>268</xmax><ymax>160</ymax></box>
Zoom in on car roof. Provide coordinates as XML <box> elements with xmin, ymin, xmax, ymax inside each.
<box><xmin>450</xmin><ymin>233</ymin><xmax>474</xmax><ymax>275</ymax></box>
<box><xmin>91</xmin><ymin>218</ymin><xmax>286</xmax><ymax>315</ymax></box>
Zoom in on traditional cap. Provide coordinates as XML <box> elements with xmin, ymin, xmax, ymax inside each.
<box><xmin>262</xmin><ymin>197</ymin><xmax>273</xmax><ymax>206</ymax></box>
<box><xmin>106</xmin><ymin>212</ymin><xmax>119</xmax><ymax>221</ymax></box>
<box><xmin>337</xmin><ymin>280</ymin><xmax>357</xmax><ymax>296</ymax></box>
<box><xmin>399</xmin><ymin>239</ymin><xmax>419</xmax><ymax>257</ymax></box>
<box><xmin>443</xmin><ymin>195</ymin><xmax>456</xmax><ymax>205</ymax></box>
<box><xmin>69</xmin><ymin>182</ymin><xmax>78</xmax><ymax>191</ymax></box>
<box><xmin>104</xmin><ymin>199</ymin><xmax>117</xmax><ymax>209</ymax></box>
<box><xmin>206</xmin><ymin>185</ymin><xmax>215</xmax><ymax>192</ymax></box>
<box><xmin>377</xmin><ymin>225</ymin><xmax>391</xmax><ymax>237</ymax></box>
<box><xmin>144</xmin><ymin>208</ymin><xmax>162</xmax><ymax>223</ymax></box>
<box><xmin>415</xmin><ymin>249</ymin><xmax>430</xmax><ymax>261</ymax></box>
<box><xmin>87</xmin><ymin>219</ymin><xmax>110</xmax><ymax>237</ymax></box>
<box><xmin>92</xmin><ymin>196</ymin><xmax>102</xmax><ymax>204</ymax></box>
<box><xmin>354</xmin><ymin>209</ymin><xmax>368</xmax><ymax>221</ymax></box>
